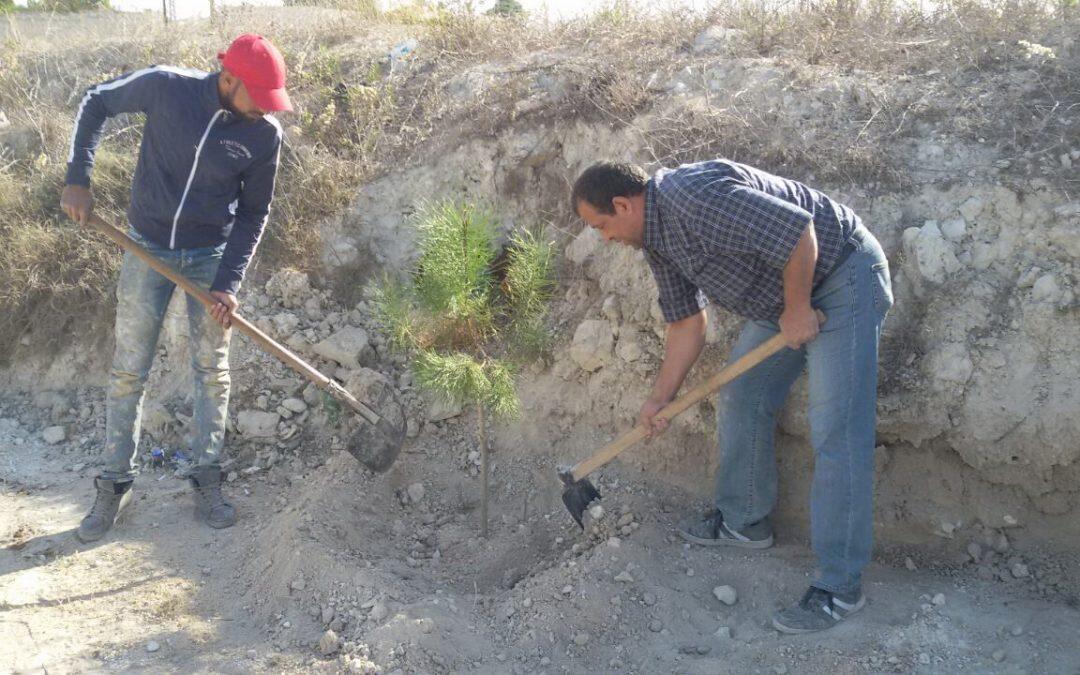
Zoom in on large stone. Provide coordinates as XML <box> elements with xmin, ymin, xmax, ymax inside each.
<box><xmin>926</xmin><ymin>343</ymin><xmax>974</xmax><ymax>390</ymax></box>
<box><xmin>271</xmin><ymin>312</ymin><xmax>301</xmax><ymax>336</ymax></box>
<box><xmin>902</xmin><ymin>221</ymin><xmax>961</xmax><ymax>295</ymax></box>
<box><xmin>264</xmin><ymin>269</ymin><xmax>311</xmax><ymax>309</ymax></box>
<box><xmin>566</xmin><ymin>228</ymin><xmax>602</xmax><ymax>265</ymax></box>
<box><xmin>314</xmin><ymin>326</ymin><xmax>371</xmax><ymax>369</ymax></box>
<box><xmin>1031</xmin><ymin>273</ymin><xmax>1061</xmax><ymax>304</ymax></box>
<box><xmin>570</xmin><ymin>320</ymin><xmax>614</xmax><ymax>372</ymax></box>
<box><xmin>42</xmin><ymin>426</ymin><xmax>66</xmax><ymax>444</ymax></box>
<box><xmin>317</xmin><ymin>629</ymin><xmax>341</xmax><ymax>655</ymax></box>
<box><xmin>141</xmin><ymin>402</ymin><xmax>175</xmax><ymax>439</ymax></box>
<box><xmin>426</xmin><ymin>395</ymin><xmax>464</xmax><ymax>422</ymax></box>
<box><xmin>693</xmin><ymin>25</ymin><xmax>745</xmax><ymax>54</ymax></box>
<box><xmin>237</xmin><ymin>410</ymin><xmax>280</xmax><ymax>438</ymax></box>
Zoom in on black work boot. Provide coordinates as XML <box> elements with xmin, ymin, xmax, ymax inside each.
<box><xmin>189</xmin><ymin>466</ymin><xmax>236</xmax><ymax>529</ymax></box>
<box><xmin>77</xmin><ymin>477</ymin><xmax>134</xmax><ymax>542</ymax></box>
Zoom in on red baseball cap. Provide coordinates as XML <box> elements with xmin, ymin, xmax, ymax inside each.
<box><xmin>218</xmin><ymin>33</ymin><xmax>292</xmax><ymax>113</ymax></box>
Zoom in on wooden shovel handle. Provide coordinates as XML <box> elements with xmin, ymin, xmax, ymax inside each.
<box><xmin>568</xmin><ymin>313</ymin><xmax>824</xmax><ymax>482</ymax></box>
<box><xmin>87</xmin><ymin>214</ymin><xmax>383</xmax><ymax>425</ymax></box>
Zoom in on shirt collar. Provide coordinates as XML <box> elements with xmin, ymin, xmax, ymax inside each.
<box><xmin>643</xmin><ymin>178</ymin><xmax>663</xmax><ymax>252</ymax></box>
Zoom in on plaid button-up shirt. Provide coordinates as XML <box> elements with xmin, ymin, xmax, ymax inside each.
<box><xmin>644</xmin><ymin>160</ymin><xmax>859</xmax><ymax>322</ymax></box>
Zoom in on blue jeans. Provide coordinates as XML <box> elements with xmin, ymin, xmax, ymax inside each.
<box><xmin>714</xmin><ymin>226</ymin><xmax>893</xmax><ymax>594</ymax></box>
<box><xmin>99</xmin><ymin>229</ymin><xmax>232</xmax><ymax>481</ymax></box>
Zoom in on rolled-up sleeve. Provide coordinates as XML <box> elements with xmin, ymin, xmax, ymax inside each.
<box><xmin>645</xmin><ymin>250</ymin><xmax>707</xmax><ymax>323</ymax></box>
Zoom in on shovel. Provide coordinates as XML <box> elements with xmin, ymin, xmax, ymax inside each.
<box><xmin>87</xmin><ymin>214</ymin><xmax>406</xmax><ymax>473</ymax></box>
<box><xmin>559</xmin><ymin>311</ymin><xmax>825</xmax><ymax>528</ymax></box>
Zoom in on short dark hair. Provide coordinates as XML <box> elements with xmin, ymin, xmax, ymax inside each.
<box><xmin>571</xmin><ymin>161</ymin><xmax>648</xmax><ymax>215</ymax></box>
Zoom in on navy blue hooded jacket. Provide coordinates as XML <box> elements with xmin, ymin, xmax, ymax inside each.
<box><xmin>66</xmin><ymin>66</ymin><xmax>282</xmax><ymax>295</ymax></box>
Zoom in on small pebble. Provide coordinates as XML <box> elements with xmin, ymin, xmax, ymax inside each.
<box><xmin>614</xmin><ymin>571</ymin><xmax>634</xmax><ymax>583</ymax></box>
<box><xmin>573</xmin><ymin>632</ymin><xmax>590</xmax><ymax>646</ymax></box>
<box><xmin>648</xmin><ymin>619</ymin><xmax>663</xmax><ymax>632</ymax></box>
<box><xmin>715</xmin><ymin>626</ymin><xmax>732</xmax><ymax>639</ymax></box>
<box><xmin>932</xmin><ymin>593</ymin><xmax>946</xmax><ymax>606</ymax></box>
<box><xmin>992</xmin><ymin>649</ymin><xmax>1006</xmax><ymax>663</ymax></box>
<box><xmin>642</xmin><ymin>592</ymin><xmax>657</xmax><ymax>606</ymax></box>
<box><xmin>686</xmin><ymin>568</ymin><xmax>695</xmax><ymax>577</ymax></box>
<box><xmin>919</xmin><ymin>653</ymin><xmax>931</xmax><ymax>665</ymax></box>
<box><xmin>246</xmin><ymin>649</ymin><xmax>257</xmax><ymax>660</ymax></box>
<box><xmin>1010</xmin><ymin>625</ymin><xmax>1024</xmax><ymax>637</ymax></box>
<box><xmin>145</xmin><ymin>641</ymin><xmax>160</xmax><ymax>653</ymax></box>
<box><xmin>904</xmin><ymin>557</ymin><xmax>918</xmax><ymax>571</ymax></box>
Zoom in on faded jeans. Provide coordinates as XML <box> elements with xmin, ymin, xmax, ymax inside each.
<box><xmin>714</xmin><ymin>225</ymin><xmax>893</xmax><ymax>594</ymax></box>
<box><xmin>99</xmin><ymin>228</ymin><xmax>231</xmax><ymax>481</ymax></box>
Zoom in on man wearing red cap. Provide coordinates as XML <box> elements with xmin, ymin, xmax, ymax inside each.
<box><xmin>60</xmin><ymin>34</ymin><xmax>291</xmax><ymax>542</ymax></box>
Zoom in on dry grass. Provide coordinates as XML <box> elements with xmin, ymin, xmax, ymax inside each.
<box><xmin>0</xmin><ymin>0</ymin><xmax>1077</xmax><ymax>361</ymax></box>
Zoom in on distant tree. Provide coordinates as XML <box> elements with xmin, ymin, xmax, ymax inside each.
<box><xmin>486</xmin><ymin>0</ymin><xmax>522</xmax><ymax>16</ymax></box>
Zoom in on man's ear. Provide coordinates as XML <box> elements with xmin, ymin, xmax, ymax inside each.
<box><xmin>611</xmin><ymin>195</ymin><xmax>631</xmax><ymax>215</ymax></box>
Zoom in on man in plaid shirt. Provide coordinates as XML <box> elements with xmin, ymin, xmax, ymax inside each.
<box><xmin>572</xmin><ymin>159</ymin><xmax>893</xmax><ymax>634</ymax></box>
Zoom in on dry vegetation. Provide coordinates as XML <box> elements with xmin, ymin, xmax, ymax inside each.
<box><xmin>0</xmin><ymin>0</ymin><xmax>1076</xmax><ymax>361</ymax></box>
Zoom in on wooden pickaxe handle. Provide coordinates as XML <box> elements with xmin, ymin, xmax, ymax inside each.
<box><xmin>566</xmin><ymin>311</ymin><xmax>825</xmax><ymax>483</ymax></box>
<box><xmin>86</xmin><ymin>214</ymin><xmax>385</xmax><ymax>426</ymax></box>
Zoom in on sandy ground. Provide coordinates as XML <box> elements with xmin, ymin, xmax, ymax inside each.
<box><xmin>3</xmin><ymin>396</ymin><xmax>1080</xmax><ymax>675</ymax></box>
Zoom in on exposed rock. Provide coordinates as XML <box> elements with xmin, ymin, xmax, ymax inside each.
<box><xmin>565</xmin><ymin>227</ymin><xmax>601</xmax><ymax>265</ymax></box>
<box><xmin>237</xmin><ymin>410</ymin><xmax>280</xmax><ymax>438</ymax></box>
<box><xmin>902</xmin><ymin>221</ymin><xmax>961</xmax><ymax>295</ymax></box>
<box><xmin>42</xmin><ymin>426</ymin><xmax>65</xmax><ymax>444</ymax></box>
<box><xmin>1031</xmin><ymin>273</ymin><xmax>1061</xmax><ymax>304</ymax></box>
<box><xmin>712</xmin><ymin>585</ymin><xmax>737</xmax><ymax>606</ymax></box>
<box><xmin>314</xmin><ymin>327</ymin><xmax>371</xmax><ymax>369</ymax></box>
<box><xmin>141</xmin><ymin>402</ymin><xmax>175</xmax><ymax>439</ymax></box>
<box><xmin>926</xmin><ymin>343</ymin><xmax>974</xmax><ymax>390</ymax></box>
<box><xmin>281</xmin><ymin>398</ymin><xmax>308</xmax><ymax>414</ymax></box>
<box><xmin>570</xmin><ymin>320</ymin><xmax>614</xmax><ymax>372</ymax></box>
<box><xmin>317</xmin><ymin>629</ymin><xmax>341</xmax><ymax>655</ymax></box>
<box><xmin>426</xmin><ymin>395</ymin><xmax>464</xmax><ymax>422</ymax></box>
<box><xmin>265</xmin><ymin>269</ymin><xmax>311</xmax><ymax>309</ymax></box>
<box><xmin>693</xmin><ymin>25</ymin><xmax>745</xmax><ymax>53</ymax></box>
<box><xmin>406</xmin><ymin>482</ymin><xmax>425</xmax><ymax>503</ymax></box>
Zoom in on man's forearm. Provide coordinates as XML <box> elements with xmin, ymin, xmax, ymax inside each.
<box><xmin>649</xmin><ymin>310</ymin><xmax>707</xmax><ymax>405</ymax></box>
<box><xmin>782</xmin><ymin>223</ymin><xmax>818</xmax><ymax>311</ymax></box>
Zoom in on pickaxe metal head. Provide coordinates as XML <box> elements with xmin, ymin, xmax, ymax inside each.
<box><xmin>558</xmin><ymin>465</ymin><xmax>601</xmax><ymax>529</ymax></box>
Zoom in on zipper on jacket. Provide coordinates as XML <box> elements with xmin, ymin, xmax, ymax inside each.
<box><xmin>170</xmin><ymin>109</ymin><xmax>225</xmax><ymax>249</ymax></box>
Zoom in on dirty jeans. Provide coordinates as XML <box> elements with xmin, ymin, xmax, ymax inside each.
<box><xmin>99</xmin><ymin>228</ymin><xmax>231</xmax><ymax>481</ymax></box>
<box><xmin>714</xmin><ymin>225</ymin><xmax>893</xmax><ymax>595</ymax></box>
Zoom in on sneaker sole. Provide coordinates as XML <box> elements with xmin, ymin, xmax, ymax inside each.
<box><xmin>677</xmin><ymin>528</ymin><xmax>774</xmax><ymax>549</ymax></box>
<box><xmin>771</xmin><ymin>595</ymin><xmax>866</xmax><ymax>634</ymax></box>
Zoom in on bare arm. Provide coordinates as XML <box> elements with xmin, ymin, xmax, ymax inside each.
<box><xmin>778</xmin><ymin>224</ymin><xmax>821</xmax><ymax>349</ymax></box>
<box><xmin>638</xmin><ymin>309</ymin><xmax>707</xmax><ymax>441</ymax></box>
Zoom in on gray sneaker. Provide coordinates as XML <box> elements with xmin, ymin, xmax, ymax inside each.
<box><xmin>677</xmin><ymin>509</ymin><xmax>774</xmax><ymax>549</ymax></box>
<box><xmin>77</xmin><ymin>478</ymin><xmax>134</xmax><ymax>542</ymax></box>
<box><xmin>189</xmin><ymin>466</ymin><xmax>236</xmax><ymax>529</ymax></box>
<box><xmin>772</xmin><ymin>586</ymin><xmax>865</xmax><ymax>634</ymax></box>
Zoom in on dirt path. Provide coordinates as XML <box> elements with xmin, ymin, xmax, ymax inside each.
<box><xmin>2</xmin><ymin>402</ymin><xmax>1079</xmax><ymax>675</ymax></box>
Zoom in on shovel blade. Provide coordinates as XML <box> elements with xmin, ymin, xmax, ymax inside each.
<box><xmin>345</xmin><ymin>387</ymin><xmax>407</xmax><ymax>473</ymax></box>
<box><xmin>347</xmin><ymin>415</ymin><xmax>406</xmax><ymax>473</ymax></box>
<box><xmin>561</xmin><ymin>478</ymin><xmax>601</xmax><ymax>529</ymax></box>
